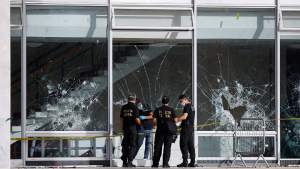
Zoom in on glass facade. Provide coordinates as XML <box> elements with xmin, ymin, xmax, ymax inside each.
<box><xmin>7</xmin><ymin>1</ymin><xmax>300</xmax><ymax>166</ymax></box>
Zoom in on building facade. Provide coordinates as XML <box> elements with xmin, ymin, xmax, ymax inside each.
<box><xmin>3</xmin><ymin>0</ymin><xmax>300</xmax><ymax>168</ymax></box>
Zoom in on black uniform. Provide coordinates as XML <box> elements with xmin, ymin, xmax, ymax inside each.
<box><xmin>152</xmin><ymin>105</ymin><xmax>177</xmax><ymax>166</ymax></box>
<box><xmin>120</xmin><ymin>102</ymin><xmax>139</xmax><ymax>162</ymax></box>
<box><xmin>180</xmin><ymin>104</ymin><xmax>196</xmax><ymax>163</ymax></box>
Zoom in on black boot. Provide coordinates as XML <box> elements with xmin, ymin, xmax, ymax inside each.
<box><xmin>127</xmin><ymin>161</ymin><xmax>136</xmax><ymax>168</ymax></box>
<box><xmin>188</xmin><ymin>159</ymin><xmax>196</xmax><ymax>167</ymax></box>
<box><xmin>163</xmin><ymin>164</ymin><xmax>170</xmax><ymax>168</ymax></box>
<box><xmin>188</xmin><ymin>162</ymin><xmax>197</xmax><ymax>167</ymax></box>
<box><xmin>151</xmin><ymin>164</ymin><xmax>158</xmax><ymax>168</ymax></box>
<box><xmin>122</xmin><ymin>159</ymin><xmax>128</xmax><ymax>167</ymax></box>
<box><xmin>123</xmin><ymin>162</ymin><xmax>128</xmax><ymax>167</ymax></box>
<box><xmin>177</xmin><ymin>162</ymin><xmax>188</xmax><ymax>167</ymax></box>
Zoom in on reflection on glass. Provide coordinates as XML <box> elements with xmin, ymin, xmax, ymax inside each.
<box><xmin>282</xmin><ymin>11</ymin><xmax>300</xmax><ymax>28</ymax></box>
<box><xmin>114</xmin><ymin>9</ymin><xmax>192</xmax><ymax>27</ymax></box>
<box><xmin>11</xmin><ymin>30</ymin><xmax>22</xmax><ymax>159</ymax></box>
<box><xmin>280</xmin><ymin>35</ymin><xmax>300</xmax><ymax>158</ymax></box>
<box><xmin>11</xmin><ymin>7</ymin><xmax>22</xmax><ymax>25</ymax></box>
<box><xmin>197</xmin><ymin>8</ymin><xmax>275</xmax><ymax>131</ymax></box>
<box><xmin>25</xmin><ymin>6</ymin><xmax>108</xmax><ymax>131</ymax></box>
<box><xmin>28</xmin><ymin>138</ymin><xmax>106</xmax><ymax>158</ymax></box>
<box><xmin>112</xmin><ymin>31</ymin><xmax>192</xmax><ymax>159</ymax></box>
<box><xmin>198</xmin><ymin>136</ymin><xmax>274</xmax><ymax>157</ymax></box>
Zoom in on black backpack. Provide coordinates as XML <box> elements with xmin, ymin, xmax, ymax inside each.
<box><xmin>163</xmin><ymin>111</ymin><xmax>177</xmax><ymax>134</ymax></box>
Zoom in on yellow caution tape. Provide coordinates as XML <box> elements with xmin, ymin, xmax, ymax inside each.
<box><xmin>237</xmin><ymin>13</ymin><xmax>240</xmax><ymax>20</ymax></box>
<box><xmin>10</xmin><ymin>118</ymin><xmax>300</xmax><ymax>141</ymax></box>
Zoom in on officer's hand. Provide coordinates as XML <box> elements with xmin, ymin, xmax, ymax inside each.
<box><xmin>140</xmin><ymin>116</ymin><xmax>146</xmax><ymax>120</ymax></box>
<box><xmin>140</xmin><ymin>126</ymin><xmax>145</xmax><ymax>133</ymax></box>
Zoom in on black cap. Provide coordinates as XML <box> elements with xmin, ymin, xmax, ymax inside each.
<box><xmin>162</xmin><ymin>96</ymin><xmax>170</xmax><ymax>104</ymax></box>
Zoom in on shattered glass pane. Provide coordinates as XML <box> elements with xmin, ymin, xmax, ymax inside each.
<box><xmin>26</xmin><ymin>6</ymin><xmax>108</xmax><ymax>131</ymax></box>
<box><xmin>280</xmin><ymin>35</ymin><xmax>300</xmax><ymax>158</ymax></box>
<box><xmin>197</xmin><ymin>8</ymin><xmax>275</xmax><ymax>131</ymax></box>
<box><xmin>112</xmin><ymin>31</ymin><xmax>192</xmax><ymax>158</ymax></box>
<box><xmin>11</xmin><ymin>30</ymin><xmax>22</xmax><ymax>159</ymax></box>
<box><xmin>28</xmin><ymin>138</ymin><xmax>106</xmax><ymax>158</ymax></box>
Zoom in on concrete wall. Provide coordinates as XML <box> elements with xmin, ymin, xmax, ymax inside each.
<box><xmin>0</xmin><ymin>0</ymin><xmax>10</xmax><ymax>169</ymax></box>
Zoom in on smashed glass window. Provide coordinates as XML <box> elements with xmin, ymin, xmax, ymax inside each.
<box><xmin>26</xmin><ymin>6</ymin><xmax>108</xmax><ymax>131</ymax></box>
<box><xmin>197</xmin><ymin>8</ymin><xmax>275</xmax><ymax>131</ymax></box>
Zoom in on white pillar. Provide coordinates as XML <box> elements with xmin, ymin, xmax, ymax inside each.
<box><xmin>0</xmin><ymin>0</ymin><xmax>11</xmax><ymax>169</ymax></box>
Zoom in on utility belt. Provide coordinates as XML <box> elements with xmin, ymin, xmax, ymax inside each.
<box><xmin>124</xmin><ymin>124</ymin><xmax>137</xmax><ymax>129</ymax></box>
<box><xmin>180</xmin><ymin>120</ymin><xmax>194</xmax><ymax>127</ymax></box>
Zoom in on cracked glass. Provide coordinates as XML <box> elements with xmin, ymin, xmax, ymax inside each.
<box><xmin>280</xmin><ymin>35</ymin><xmax>300</xmax><ymax>158</ymax></box>
<box><xmin>112</xmin><ymin>31</ymin><xmax>192</xmax><ymax>159</ymax></box>
<box><xmin>197</xmin><ymin>8</ymin><xmax>275</xmax><ymax>131</ymax></box>
<box><xmin>26</xmin><ymin>6</ymin><xmax>108</xmax><ymax>131</ymax></box>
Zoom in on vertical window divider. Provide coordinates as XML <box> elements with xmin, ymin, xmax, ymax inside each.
<box><xmin>108</xmin><ymin>0</ymin><xmax>114</xmax><ymax>166</ymax></box>
<box><xmin>276</xmin><ymin>0</ymin><xmax>281</xmax><ymax>165</ymax></box>
<box><xmin>21</xmin><ymin>0</ymin><xmax>27</xmax><ymax>166</ymax></box>
<box><xmin>193</xmin><ymin>0</ymin><xmax>198</xmax><ymax>160</ymax></box>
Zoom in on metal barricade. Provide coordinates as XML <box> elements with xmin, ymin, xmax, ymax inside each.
<box><xmin>231</xmin><ymin>118</ymin><xmax>270</xmax><ymax>168</ymax></box>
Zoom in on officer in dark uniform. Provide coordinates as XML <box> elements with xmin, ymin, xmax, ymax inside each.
<box><xmin>120</xmin><ymin>93</ymin><xmax>144</xmax><ymax>167</ymax></box>
<box><xmin>177</xmin><ymin>95</ymin><xmax>196</xmax><ymax>167</ymax></box>
<box><xmin>152</xmin><ymin>96</ymin><xmax>178</xmax><ymax>168</ymax></box>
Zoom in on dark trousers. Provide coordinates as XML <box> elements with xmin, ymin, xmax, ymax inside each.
<box><xmin>152</xmin><ymin>129</ymin><xmax>173</xmax><ymax>166</ymax></box>
<box><xmin>180</xmin><ymin>124</ymin><xmax>195</xmax><ymax>163</ymax></box>
<box><xmin>121</xmin><ymin>126</ymin><xmax>138</xmax><ymax>162</ymax></box>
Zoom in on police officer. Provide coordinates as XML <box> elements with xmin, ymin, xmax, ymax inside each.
<box><xmin>177</xmin><ymin>95</ymin><xmax>196</xmax><ymax>167</ymax></box>
<box><xmin>152</xmin><ymin>96</ymin><xmax>178</xmax><ymax>168</ymax></box>
<box><xmin>120</xmin><ymin>93</ymin><xmax>144</xmax><ymax>167</ymax></box>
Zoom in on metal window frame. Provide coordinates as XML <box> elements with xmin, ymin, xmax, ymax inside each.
<box><xmin>111</xmin><ymin>7</ymin><xmax>194</xmax><ymax>30</ymax></box>
<box><xmin>279</xmin><ymin>9</ymin><xmax>300</xmax><ymax>31</ymax></box>
<box><xmin>21</xmin><ymin>0</ymin><xmax>26</xmax><ymax>165</ymax></box>
<box><xmin>20</xmin><ymin>3</ymin><xmax>111</xmax><ymax>164</ymax></box>
<box><xmin>275</xmin><ymin>0</ymin><xmax>280</xmax><ymax>165</ymax></box>
<box><xmin>275</xmin><ymin>31</ymin><xmax>300</xmax><ymax>163</ymax></box>
<box><xmin>192</xmin><ymin>0</ymin><xmax>198</xmax><ymax>160</ymax></box>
